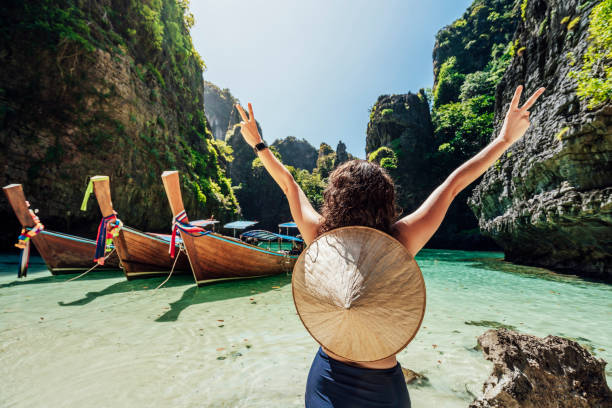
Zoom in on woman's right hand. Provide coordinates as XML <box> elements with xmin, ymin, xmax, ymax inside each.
<box><xmin>236</xmin><ymin>103</ymin><xmax>263</xmax><ymax>148</ymax></box>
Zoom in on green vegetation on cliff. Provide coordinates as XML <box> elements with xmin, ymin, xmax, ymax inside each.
<box><xmin>568</xmin><ymin>0</ymin><xmax>612</xmax><ymax>109</ymax></box>
<box><xmin>432</xmin><ymin>0</ymin><xmax>519</xmax><ymax>167</ymax></box>
<box><xmin>0</xmin><ymin>0</ymin><xmax>238</xmax><ymax>242</ymax></box>
<box><xmin>365</xmin><ymin>0</ymin><xmax>521</xmax><ymax>250</ymax></box>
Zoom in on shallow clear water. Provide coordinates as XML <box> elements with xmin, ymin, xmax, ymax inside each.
<box><xmin>1</xmin><ymin>250</ymin><xmax>610</xmax><ymax>407</ymax></box>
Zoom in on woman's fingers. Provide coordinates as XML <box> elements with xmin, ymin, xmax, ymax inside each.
<box><xmin>236</xmin><ymin>104</ymin><xmax>249</xmax><ymax>122</ymax></box>
<box><xmin>248</xmin><ymin>102</ymin><xmax>255</xmax><ymax>121</ymax></box>
<box><xmin>520</xmin><ymin>87</ymin><xmax>546</xmax><ymax>111</ymax></box>
<box><xmin>510</xmin><ymin>85</ymin><xmax>523</xmax><ymax>110</ymax></box>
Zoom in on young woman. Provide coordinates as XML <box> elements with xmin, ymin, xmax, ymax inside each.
<box><xmin>236</xmin><ymin>84</ymin><xmax>544</xmax><ymax>407</ymax></box>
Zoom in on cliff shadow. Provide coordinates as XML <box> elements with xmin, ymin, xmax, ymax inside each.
<box><xmin>156</xmin><ymin>273</ymin><xmax>292</xmax><ymax>322</ymax></box>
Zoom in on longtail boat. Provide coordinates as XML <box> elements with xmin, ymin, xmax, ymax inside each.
<box><xmin>3</xmin><ymin>183</ymin><xmax>120</xmax><ymax>276</ymax></box>
<box><xmin>87</xmin><ymin>175</ymin><xmax>190</xmax><ymax>279</ymax></box>
<box><xmin>161</xmin><ymin>170</ymin><xmax>300</xmax><ymax>286</ymax></box>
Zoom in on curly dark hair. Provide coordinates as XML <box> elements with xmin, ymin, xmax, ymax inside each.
<box><xmin>317</xmin><ymin>159</ymin><xmax>399</xmax><ymax>236</ymax></box>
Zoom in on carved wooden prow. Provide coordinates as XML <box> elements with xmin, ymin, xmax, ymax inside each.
<box><xmin>90</xmin><ymin>176</ymin><xmax>114</xmax><ymax>217</ymax></box>
<box><xmin>161</xmin><ymin>171</ymin><xmax>187</xmax><ymax>219</ymax></box>
<box><xmin>3</xmin><ymin>184</ymin><xmax>37</xmax><ymax>228</ymax></box>
<box><xmin>161</xmin><ymin>170</ymin><xmax>201</xmax><ymax>282</ymax></box>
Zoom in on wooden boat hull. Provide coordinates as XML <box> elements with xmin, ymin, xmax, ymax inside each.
<box><xmin>185</xmin><ymin>232</ymin><xmax>298</xmax><ymax>285</ymax></box>
<box><xmin>112</xmin><ymin>226</ymin><xmax>190</xmax><ymax>279</ymax></box>
<box><xmin>3</xmin><ymin>183</ymin><xmax>120</xmax><ymax>274</ymax></box>
<box><xmin>161</xmin><ymin>168</ymin><xmax>298</xmax><ymax>287</ymax></box>
<box><xmin>30</xmin><ymin>230</ymin><xmax>120</xmax><ymax>274</ymax></box>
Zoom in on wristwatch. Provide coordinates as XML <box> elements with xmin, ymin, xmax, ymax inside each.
<box><xmin>253</xmin><ymin>141</ymin><xmax>268</xmax><ymax>154</ymax></box>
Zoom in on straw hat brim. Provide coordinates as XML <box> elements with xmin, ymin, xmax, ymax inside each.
<box><xmin>292</xmin><ymin>226</ymin><xmax>426</xmax><ymax>362</ymax></box>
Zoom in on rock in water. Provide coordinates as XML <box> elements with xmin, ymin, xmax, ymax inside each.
<box><xmin>401</xmin><ymin>367</ymin><xmax>429</xmax><ymax>387</ymax></box>
<box><xmin>469</xmin><ymin>329</ymin><xmax>612</xmax><ymax>408</ymax></box>
<box><xmin>467</xmin><ymin>0</ymin><xmax>612</xmax><ymax>280</ymax></box>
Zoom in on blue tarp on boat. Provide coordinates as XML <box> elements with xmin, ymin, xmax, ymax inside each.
<box><xmin>278</xmin><ymin>222</ymin><xmax>297</xmax><ymax>228</ymax></box>
<box><xmin>241</xmin><ymin>230</ymin><xmax>303</xmax><ymax>242</ymax></box>
<box><xmin>223</xmin><ymin>220</ymin><xmax>258</xmax><ymax>230</ymax></box>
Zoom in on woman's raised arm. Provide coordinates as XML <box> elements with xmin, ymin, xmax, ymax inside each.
<box><xmin>236</xmin><ymin>103</ymin><xmax>321</xmax><ymax>244</ymax></box>
<box><xmin>392</xmin><ymin>85</ymin><xmax>545</xmax><ymax>257</ymax></box>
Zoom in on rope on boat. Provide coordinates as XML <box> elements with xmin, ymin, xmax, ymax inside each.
<box><xmin>14</xmin><ymin>208</ymin><xmax>44</xmax><ymax>278</ymax></box>
<box><xmin>94</xmin><ymin>213</ymin><xmax>122</xmax><ymax>265</ymax></box>
<box><xmin>169</xmin><ymin>210</ymin><xmax>211</xmax><ymax>258</ymax></box>
<box><xmin>65</xmin><ymin>248</ymin><xmax>117</xmax><ymax>282</ymax></box>
<box><xmin>155</xmin><ymin>244</ymin><xmax>184</xmax><ymax>290</ymax></box>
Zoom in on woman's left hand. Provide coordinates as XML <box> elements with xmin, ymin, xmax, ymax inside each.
<box><xmin>498</xmin><ymin>85</ymin><xmax>545</xmax><ymax>145</ymax></box>
<box><xmin>236</xmin><ymin>103</ymin><xmax>263</xmax><ymax>148</ymax></box>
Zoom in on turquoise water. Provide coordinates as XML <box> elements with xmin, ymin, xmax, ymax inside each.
<box><xmin>0</xmin><ymin>250</ymin><xmax>610</xmax><ymax>407</ymax></box>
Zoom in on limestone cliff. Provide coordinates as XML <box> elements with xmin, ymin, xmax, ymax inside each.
<box><xmin>271</xmin><ymin>136</ymin><xmax>317</xmax><ymax>171</ymax></box>
<box><xmin>203</xmin><ymin>81</ymin><xmax>237</xmax><ymax>140</ymax></box>
<box><xmin>365</xmin><ymin>0</ymin><xmax>520</xmax><ymax>250</ymax></box>
<box><xmin>366</xmin><ymin>92</ymin><xmax>438</xmax><ymax>213</ymax></box>
<box><xmin>468</xmin><ymin>0</ymin><xmax>612</xmax><ymax>280</ymax></box>
<box><xmin>0</xmin><ymin>1</ymin><xmax>238</xmax><ymax>247</ymax></box>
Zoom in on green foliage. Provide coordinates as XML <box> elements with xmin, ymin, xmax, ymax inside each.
<box><xmin>381</xmin><ymin>108</ymin><xmax>394</xmax><ymax>117</ymax></box>
<box><xmin>567</xmin><ymin>17</ymin><xmax>581</xmax><ymax>30</ymax></box>
<box><xmin>433</xmin><ymin>94</ymin><xmax>495</xmax><ymax>163</ymax></box>
<box><xmin>521</xmin><ymin>0</ymin><xmax>529</xmax><ymax>21</ymax></box>
<box><xmin>460</xmin><ymin>70</ymin><xmax>495</xmax><ymax>100</ymax></box>
<box><xmin>292</xmin><ymin>168</ymin><xmax>326</xmax><ymax>209</ymax></box>
<box><xmin>433</xmin><ymin>0</ymin><xmax>519</xmax><ymax>80</ymax></box>
<box><xmin>538</xmin><ymin>15</ymin><xmax>549</xmax><ymax>36</ymax></box>
<box><xmin>211</xmin><ymin>139</ymin><xmax>234</xmax><ymax>163</ymax></box>
<box><xmin>427</xmin><ymin>1</ymin><xmax>518</xmax><ymax>179</ymax></box>
<box><xmin>438</xmin><ymin>142</ymin><xmax>454</xmax><ymax>152</ymax></box>
<box><xmin>146</xmin><ymin>62</ymin><xmax>165</xmax><ymax>88</ymax></box>
<box><xmin>555</xmin><ymin>126</ymin><xmax>570</xmax><ymax>140</ymax></box>
<box><xmin>434</xmin><ymin>56</ymin><xmax>465</xmax><ymax>107</ymax></box>
<box><xmin>315</xmin><ymin>143</ymin><xmax>336</xmax><ymax>179</ymax></box>
<box><xmin>560</xmin><ymin>16</ymin><xmax>571</xmax><ymax>25</ymax></box>
<box><xmin>140</xmin><ymin>3</ymin><xmax>164</xmax><ymax>50</ymax></box>
<box><xmin>453</xmin><ymin>18</ymin><xmax>467</xmax><ymax>28</ymax></box>
<box><xmin>487</xmin><ymin>11</ymin><xmax>500</xmax><ymax>22</ymax></box>
<box><xmin>368</xmin><ymin>146</ymin><xmax>397</xmax><ymax>167</ymax></box>
<box><xmin>368</xmin><ymin>104</ymin><xmax>377</xmax><ymax>121</ymax></box>
<box><xmin>568</xmin><ymin>0</ymin><xmax>612</xmax><ymax>109</ymax></box>
<box><xmin>379</xmin><ymin>157</ymin><xmax>398</xmax><ymax>170</ymax></box>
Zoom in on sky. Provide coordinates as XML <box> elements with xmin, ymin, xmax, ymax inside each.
<box><xmin>190</xmin><ymin>0</ymin><xmax>473</xmax><ymax>158</ymax></box>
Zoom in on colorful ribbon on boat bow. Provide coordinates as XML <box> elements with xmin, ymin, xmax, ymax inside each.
<box><xmin>94</xmin><ymin>213</ymin><xmax>122</xmax><ymax>265</ymax></box>
<box><xmin>14</xmin><ymin>208</ymin><xmax>44</xmax><ymax>278</ymax></box>
<box><xmin>169</xmin><ymin>210</ymin><xmax>211</xmax><ymax>258</ymax></box>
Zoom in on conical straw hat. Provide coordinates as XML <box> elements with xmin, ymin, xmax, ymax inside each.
<box><xmin>292</xmin><ymin>226</ymin><xmax>426</xmax><ymax>362</ymax></box>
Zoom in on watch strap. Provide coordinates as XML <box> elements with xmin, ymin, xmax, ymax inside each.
<box><xmin>253</xmin><ymin>141</ymin><xmax>267</xmax><ymax>153</ymax></box>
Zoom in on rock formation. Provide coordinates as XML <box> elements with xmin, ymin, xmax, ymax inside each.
<box><xmin>335</xmin><ymin>141</ymin><xmax>350</xmax><ymax>167</ymax></box>
<box><xmin>467</xmin><ymin>0</ymin><xmax>612</xmax><ymax>280</ymax></box>
<box><xmin>366</xmin><ymin>91</ymin><xmax>438</xmax><ymax>213</ymax></box>
<box><xmin>271</xmin><ymin>136</ymin><xmax>318</xmax><ymax>171</ymax></box>
<box><xmin>365</xmin><ymin>0</ymin><xmax>520</xmax><ymax>250</ymax></box>
<box><xmin>0</xmin><ymin>1</ymin><xmax>238</xmax><ymax>247</ymax></box>
<box><xmin>470</xmin><ymin>329</ymin><xmax>612</xmax><ymax>407</ymax></box>
<box><xmin>203</xmin><ymin>81</ymin><xmax>237</xmax><ymax>140</ymax></box>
